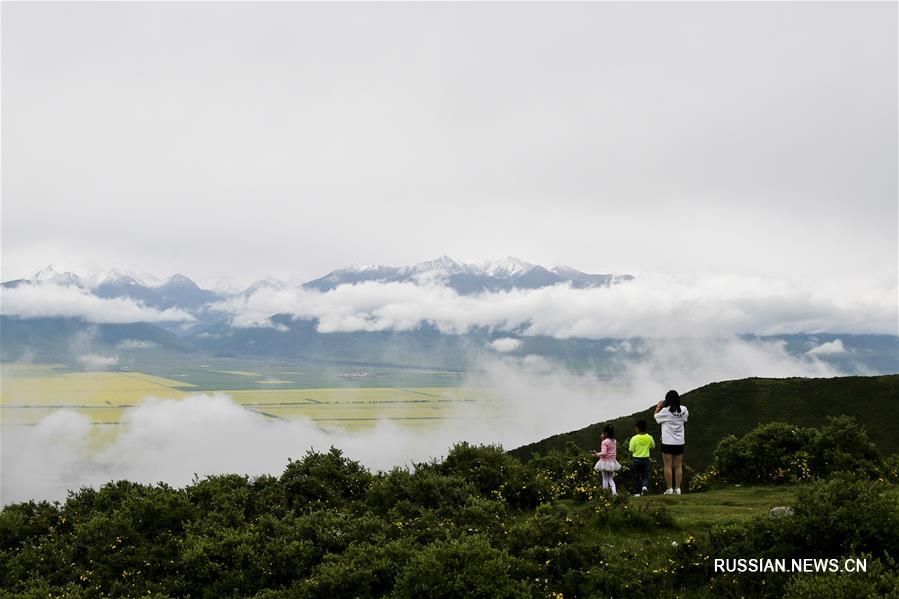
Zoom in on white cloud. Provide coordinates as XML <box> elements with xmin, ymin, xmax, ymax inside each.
<box><xmin>1</xmin><ymin>336</ymin><xmax>845</xmax><ymax>504</ymax></box>
<box><xmin>117</xmin><ymin>339</ymin><xmax>158</xmax><ymax>350</ymax></box>
<box><xmin>77</xmin><ymin>353</ymin><xmax>119</xmax><ymax>370</ymax></box>
<box><xmin>212</xmin><ymin>274</ymin><xmax>897</xmax><ymax>339</ymax></box>
<box><xmin>0</xmin><ymin>283</ymin><xmax>195</xmax><ymax>323</ymax></box>
<box><xmin>806</xmin><ymin>339</ymin><xmax>847</xmax><ymax>355</ymax></box>
<box><xmin>489</xmin><ymin>337</ymin><xmax>523</xmax><ymax>352</ymax></box>
<box><xmin>3</xmin><ymin>3</ymin><xmax>895</xmax><ymax>288</ymax></box>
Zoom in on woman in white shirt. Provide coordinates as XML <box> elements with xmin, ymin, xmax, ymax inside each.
<box><xmin>654</xmin><ymin>389</ymin><xmax>689</xmax><ymax>495</ymax></box>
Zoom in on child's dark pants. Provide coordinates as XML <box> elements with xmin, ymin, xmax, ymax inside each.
<box><xmin>632</xmin><ymin>457</ymin><xmax>650</xmax><ymax>493</ymax></box>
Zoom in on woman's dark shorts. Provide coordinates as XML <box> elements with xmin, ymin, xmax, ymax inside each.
<box><xmin>661</xmin><ymin>443</ymin><xmax>685</xmax><ymax>456</ymax></box>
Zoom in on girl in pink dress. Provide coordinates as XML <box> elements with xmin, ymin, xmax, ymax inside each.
<box><xmin>592</xmin><ymin>424</ymin><xmax>621</xmax><ymax>495</ymax></box>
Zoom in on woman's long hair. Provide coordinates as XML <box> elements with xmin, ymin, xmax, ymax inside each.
<box><xmin>665</xmin><ymin>389</ymin><xmax>682</xmax><ymax>416</ymax></box>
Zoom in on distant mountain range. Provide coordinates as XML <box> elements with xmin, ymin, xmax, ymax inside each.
<box><xmin>2</xmin><ymin>258</ymin><xmax>633</xmax><ymax>313</ymax></box>
<box><xmin>4</xmin><ymin>261</ymin><xmax>895</xmax><ymax>376</ymax></box>
<box><xmin>303</xmin><ymin>256</ymin><xmax>632</xmax><ymax>294</ymax></box>
<box><xmin>0</xmin><ymin>258</ymin><xmax>634</xmax><ymax>365</ymax></box>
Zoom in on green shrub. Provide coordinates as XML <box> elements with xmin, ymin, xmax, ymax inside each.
<box><xmin>280</xmin><ymin>448</ymin><xmax>372</xmax><ymax>512</ymax></box>
<box><xmin>883</xmin><ymin>454</ymin><xmax>899</xmax><ymax>483</ymax></box>
<box><xmin>688</xmin><ymin>477</ymin><xmax>899</xmax><ymax>597</ymax></box>
<box><xmin>0</xmin><ymin>430</ymin><xmax>893</xmax><ymax>599</ymax></box>
<box><xmin>296</xmin><ymin>538</ymin><xmax>416</xmax><ymax>598</ymax></box>
<box><xmin>439</xmin><ymin>443</ymin><xmax>520</xmax><ymax>496</ymax></box>
<box><xmin>782</xmin><ymin>556</ymin><xmax>899</xmax><ymax>599</ymax></box>
<box><xmin>789</xmin><ymin>476</ymin><xmax>899</xmax><ymax>557</ymax></box>
<box><xmin>526</xmin><ymin>443</ymin><xmax>595</xmax><ymax>500</ymax></box>
<box><xmin>187</xmin><ymin>474</ymin><xmax>288</xmax><ymax>526</ymax></box>
<box><xmin>709</xmin><ymin>417</ymin><xmax>887</xmax><ymax>486</ymax></box>
<box><xmin>366</xmin><ymin>468</ymin><xmax>476</xmax><ymax>515</ymax></box>
<box><xmin>713</xmin><ymin>422</ymin><xmax>817</xmax><ymax>484</ymax></box>
<box><xmin>506</xmin><ymin>503</ymin><xmax>577</xmax><ymax>554</ymax></box>
<box><xmin>499</xmin><ymin>463</ymin><xmax>554</xmax><ymax>509</ymax></box>
<box><xmin>809</xmin><ymin>415</ymin><xmax>884</xmax><ymax>479</ymax></box>
<box><xmin>0</xmin><ymin>500</ymin><xmax>59</xmax><ymax>552</ymax></box>
<box><xmin>393</xmin><ymin>535</ymin><xmax>532</xmax><ymax>598</ymax></box>
<box><xmin>710</xmin><ymin>477</ymin><xmax>899</xmax><ymax>558</ymax></box>
<box><xmin>454</xmin><ymin>496</ymin><xmax>508</xmax><ymax>538</ymax></box>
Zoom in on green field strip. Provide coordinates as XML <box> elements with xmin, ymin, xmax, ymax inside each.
<box><xmin>310</xmin><ymin>399</ymin><xmax>431</xmax><ymax>405</ymax></box>
<box><xmin>230</xmin><ymin>398</ymin><xmax>432</xmax><ymax>407</ymax></box>
<box><xmin>245</xmin><ymin>407</ymin><xmax>287</xmax><ymax>420</ymax></box>
<box><xmin>1</xmin><ymin>421</ymin><xmax>124</xmax><ymax>426</ymax></box>
<box><xmin>2</xmin><ymin>404</ymin><xmax>138</xmax><ymax>409</ymax></box>
<box><xmin>303</xmin><ymin>415</ymin><xmax>503</xmax><ymax>422</ymax></box>
<box><xmin>392</xmin><ymin>388</ymin><xmax>477</xmax><ymax>401</ymax></box>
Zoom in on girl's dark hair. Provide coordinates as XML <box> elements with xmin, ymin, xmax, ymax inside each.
<box><xmin>602</xmin><ymin>424</ymin><xmax>615</xmax><ymax>439</ymax></box>
<box><xmin>664</xmin><ymin>389</ymin><xmax>682</xmax><ymax>415</ymax></box>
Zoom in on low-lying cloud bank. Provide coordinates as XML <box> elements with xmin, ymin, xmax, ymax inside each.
<box><xmin>76</xmin><ymin>353</ymin><xmax>119</xmax><ymax>370</ymax></box>
<box><xmin>1</xmin><ymin>336</ymin><xmax>846</xmax><ymax>504</ymax></box>
<box><xmin>489</xmin><ymin>337</ymin><xmax>523</xmax><ymax>352</ymax></box>
<box><xmin>213</xmin><ymin>274</ymin><xmax>897</xmax><ymax>338</ymax></box>
<box><xmin>0</xmin><ymin>283</ymin><xmax>194</xmax><ymax>323</ymax></box>
<box><xmin>806</xmin><ymin>339</ymin><xmax>848</xmax><ymax>355</ymax></box>
<box><xmin>2</xmin><ymin>275</ymin><xmax>893</xmax><ymax>337</ymax></box>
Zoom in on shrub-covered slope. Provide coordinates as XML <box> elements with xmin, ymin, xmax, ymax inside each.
<box><xmin>2</xmin><ymin>418</ymin><xmax>898</xmax><ymax>598</ymax></box>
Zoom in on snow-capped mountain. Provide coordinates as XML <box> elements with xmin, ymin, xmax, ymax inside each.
<box><xmin>236</xmin><ymin>278</ymin><xmax>290</xmax><ymax>298</ymax></box>
<box><xmin>481</xmin><ymin>257</ymin><xmax>535</xmax><ymax>278</ymax></box>
<box><xmin>31</xmin><ymin>265</ymin><xmax>86</xmax><ymax>287</ymax></box>
<box><xmin>1</xmin><ymin>265</ymin><xmax>87</xmax><ymax>289</ymax></box>
<box><xmin>2</xmin><ymin>267</ymin><xmax>224</xmax><ymax>312</ymax></box>
<box><xmin>303</xmin><ymin>256</ymin><xmax>632</xmax><ymax>294</ymax></box>
<box><xmin>395</xmin><ymin>256</ymin><xmax>478</xmax><ymax>277</ymax></box>
<box><xmin>1</xmin><ymin>258</ymin><xmax>632</xmax><ymax>316</ymax></box>
<box><xmin>88</xmin><ymin>268</ymin><xmax>165</xmax><ymax>289</ymax></box>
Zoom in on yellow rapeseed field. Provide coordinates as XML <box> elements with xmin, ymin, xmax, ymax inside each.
<box><xmin>0</xmin><ymin>368</ymin><xmax>496</xmax><ymax>429</ymax></box>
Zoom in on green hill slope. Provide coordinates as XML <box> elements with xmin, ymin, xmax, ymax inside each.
<box><xmin>509</xmin><ymin>375</ymin><xmax>899</xmax><ymax>470</ymax></box>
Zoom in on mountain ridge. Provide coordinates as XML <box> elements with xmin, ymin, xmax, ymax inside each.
<box><xmin>302</xmin><ymin>256</ymin><xmax>632</xmax><ymax>294</ymax></box>
<box><xmin>3</xmin><ymin>257</ymin><xmax>633</xmax><ymax>304</ymax></box>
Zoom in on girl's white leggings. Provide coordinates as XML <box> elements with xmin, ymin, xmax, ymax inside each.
<box><xmin>601</xmin><ymin>471</ymin><xmax>617</xmax><ymax>495</ymax></box>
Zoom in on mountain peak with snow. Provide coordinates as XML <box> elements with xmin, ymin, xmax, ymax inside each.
<box><xmin>30</xmin><ymin>265</ymin><xmax>85</xmax><ymax>287</ymax></box>
<box><xmin>4</xmin><ymin>258</ymin><xmax>632</xmax><ymax>302</ymax></box>
<box><xmin>97</xmin><ymin>268</ymin><xmax>150</xmax><ymax>288</ymax></box>
<box><xmin>397</xmin><ymin>256</ymin><xmax>473</xmax><ymax>276</ymax></box>
<box><xmin>481</xmin><ymin>257</ymin><xmax>536</xmax><ymax>278</ymax></box>
<box><xmin>161</xmin><ymin>274</ymin><xmax>200</xmax><ymax>288</ymax></box>
<box><xmin>303</xmin><ymin>256</ymin><xmax>630</xmax><ymax>293</ymax></box>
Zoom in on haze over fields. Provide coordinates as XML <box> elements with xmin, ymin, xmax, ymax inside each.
<box><xmin>2</xmin><ymin>2</ymin><xmax>896</xmax><ymax>502</ymax></box>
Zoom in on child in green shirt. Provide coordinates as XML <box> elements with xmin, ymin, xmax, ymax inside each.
<box><xmin>629</xmin><ymin>420</ymin><xmax>655</xmax><ymax>496</ymax></box>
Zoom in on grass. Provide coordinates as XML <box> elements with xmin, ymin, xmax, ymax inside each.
<box><xmin>544</xmin><ymin>483</ymin><xmax>808</xmax><ymax>588</ymax></box>
<box><xmin>637</xmin><ymin>485</ymin><xmax>798</xmax><ymax>530</ymax></box>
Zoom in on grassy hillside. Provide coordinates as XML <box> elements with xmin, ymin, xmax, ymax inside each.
<box><xmin>510</xmin><ymin>375</ymin><xmax>899</xmax><ymax>470</ymax></box>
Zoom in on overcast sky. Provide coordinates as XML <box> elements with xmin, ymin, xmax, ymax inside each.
<box><xmin>2</xmin><ymin>2</ymin><xmax>896</xmax><ymax>288</ymax></box>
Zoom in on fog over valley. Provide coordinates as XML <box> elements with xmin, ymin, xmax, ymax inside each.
<box><xmin>2</xmin><ymin>257</ymin><xmax>895</xmax><ymax>502</ymax></box>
